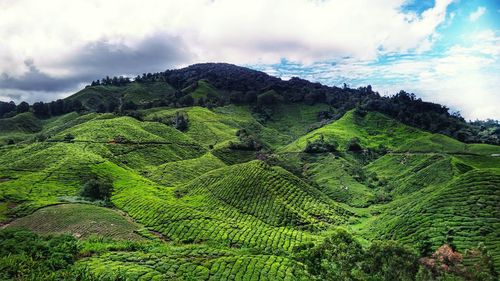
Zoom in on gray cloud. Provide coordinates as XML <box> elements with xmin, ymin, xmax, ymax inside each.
<box><xmin>0</xmin><ymin>32</ymin><xmax>193</xmax><ymax>102</ymax></box>
<box><xmin>0</xmin><ymin>60</ymin><xmax>82</xmax><ymax>92</ymax></box>
<box><xmin>63</xmin><ymin>32</ymin><xmax>192</xmax><ymax>77</ymax></box>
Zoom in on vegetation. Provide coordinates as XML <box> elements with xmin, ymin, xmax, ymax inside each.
<box><xmin>0</xmin><ymin>228</ymin><xmax>79</xmax><ymax>280</ymax></box>
<box><xmin>1</xmin><ymin>64</ymin><xmax>497</xmax><ymax>145</ymax></box>
<box><xmin>0</xmin><ymin>64</ymin><xmax>499</xmax><ymax>280</ymax></box>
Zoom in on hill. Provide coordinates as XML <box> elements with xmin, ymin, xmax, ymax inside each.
<box><xmin>0</xmin><ymin>64</ymin><xmax>499</xmax><ymax>280</ymax></box>
<box><xmin>1</xmin><ymin>63</ymin><xmax>498</xmax><ymax>145</ymax></box>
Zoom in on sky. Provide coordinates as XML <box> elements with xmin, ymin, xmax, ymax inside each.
<box><xmin>0</xmin><ymin>0</ymin><xmax>498</xmax><ymax>120</ymax></box>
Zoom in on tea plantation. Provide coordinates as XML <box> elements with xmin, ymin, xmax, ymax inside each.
<box><xmin>1</xmin><ymin>83</ymin><xmax>499</xmax><ymax>280</ymax></box>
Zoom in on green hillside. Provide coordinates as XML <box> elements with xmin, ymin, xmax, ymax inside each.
<box><xmin>1</xmin><ymin>94</ymin><xmax>499</xmax><ymax>279</ymax></box>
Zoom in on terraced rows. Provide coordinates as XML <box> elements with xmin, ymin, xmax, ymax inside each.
<box><xmin>366</xmin><ymin>153</ymin><xmax>456</xmax><ymax>195</ymax></box>
<box><xmin>148</xmin><ymin>153</ymin><xmax>226</xmax><ymax>186</ymax></box>
<box><xmin>82</xmin><ymin>250</ymin><xmax>310</xmax><ymax>280</ymax></box>
<box><xmin>370</xmin><ymin>168</ymin><xmax>500</xmax><ymax>268</ymax></box>
<box><xmin>113</xmin><ymin>186</ymin><xmax>316</xmax><ymax>253</ymax></box>
<box><xmin>184</xmin><ymin>161</ymin><xmax>346</xmax><ymax>228</ymax></box>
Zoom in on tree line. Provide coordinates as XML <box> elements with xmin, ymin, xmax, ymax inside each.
<box><xmin>0</xmin><ymin>99</ymin><xmax>83</xmax><ymax>118</ymax></box>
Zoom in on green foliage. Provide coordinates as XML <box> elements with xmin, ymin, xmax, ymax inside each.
<box><xmin>0</xmin><ymin>228</ymin><xmax>79</xmax><ymax>280</ymax></box>
<box><xmin>229</xmin><ymin>129</ymin><xmax>263</xmax><ymax>151</ymax></box>
<box><xmin>64</xmin><ymin>133</ymin><xmax>75</xmax><ymax>142</ymax></box>
<box><xmin>304</xmin><ymin>134</ymin><xmax>339</xmax><ymax>153</ymax></box>
<box><xmin>7</xmin><ymin>204</ymin><xmax>143</xmax><ymax>240</ymax></box>
<box><xmin>172</xmin><ymin>111</ymin><xmax>189</xmax><ymax>131</ymax></box>
<box><xmin>296</xmin><ymin>228</ymin><xmax>364</xmax><ymax>280</ymax></box>
<box><xmin>0</xmin><ymin>95</ymin><xmax>498</xmax><ymax>280</ymax></box>
<box><xmin>347</xmin><ymin>137</ymin><xmax>363</xmax><ymax>152</ymax></box>
<box><xmin>81</xmin><ymin>177</ymin><xmax>113</xmax><ymax>201</ymax></box>
<box><xmin>257</xmin><ymin>90</ymin><xmax>283</xmax><ymax>106</ymax></box>
<box><xmin>362</xmin><ymin>240</ymin><xmax>419</xmax><ymax>281</ymax></box>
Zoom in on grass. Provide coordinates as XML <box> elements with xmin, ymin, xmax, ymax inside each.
<box><xmin>7</xmin><ymin>203</ymin><xmax>143</xmax><ymax>240</ymax></box>
<box><xmin>303</xmin><ymin>155</ymin><xmax>375</xmax><ymax>207</ymax></box>
<box><xmin>66</xmin><ymin>81</ymin><xmax>177</xmax><ymax>110</ymax></box>
<box><xmin>190</xmin><ymin>79</ymin><xmax>221</xmax><ymax>99</ymax></box>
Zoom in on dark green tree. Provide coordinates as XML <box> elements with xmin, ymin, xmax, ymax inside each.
<box><xmin>362</xmin><ymin>240</ymin><xmax>419</xmax><ymax>281</ymax></box>
<box><xmin>16</xmin><ymin>101</ymin><xmax>30</xmax><ymax>113</ymax></box>
<box><xmin>296</xmin><ymin>228</ymin><xmax>364</xmax><ymax>280</ymax></box>
<box><xmin>179</xmin><ymin>95</ymin><xmax>194</xmax><ymax>107</ymax></box>
<box><xmin>80</xmin><ymin>177</ymin><xmax>113</xmax><ymax>201</ymax></box>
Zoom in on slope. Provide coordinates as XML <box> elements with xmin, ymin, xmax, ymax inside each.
<box><xmin>363</xmin><ymin>169</ymin><xmax>500</xmax><ymax>268</ymax></box>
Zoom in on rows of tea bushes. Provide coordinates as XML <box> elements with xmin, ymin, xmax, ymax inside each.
<box><xmin>113</xmin><ymin>182</ymin><xmax>318</xmax><ymax>253</ymax></box>
<box><xmin>369</xmin><ymin>169</ymin><xmax>500</xmax><ymax>269</ymax></box>
<box><xmin>82</xmin><ymin>249</ymin><xmax>310</xmax><ymax>280</ymax></box>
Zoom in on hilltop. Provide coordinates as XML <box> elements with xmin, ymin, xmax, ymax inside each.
<box><xmin>0</xmin><ymin>64</ymin><xmax>499</xmax><ymax>280</ymax></box>
<box><xmin>1</xmin><ymin>63</ymin><xmax>498</xmax><ymax>146</ymax></box>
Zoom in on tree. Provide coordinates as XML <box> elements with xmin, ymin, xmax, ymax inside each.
<box><xmin>419</xmin><ymin>244</ymin><xmax>464</xmax><ymax>279</ymax></box>
<box><xmin>108</xmin><ymin>100</ymin><xmax>118</xmax><ymax>113</ymax></box>
<box><xmin>463</xmin><ymin>244</ymin><xmax>498</xmax><ymax>281</ymax></box>
<box><xmin>0</xmin><ymin>101</ymin><xmax>16</xmax><ymax>117</ymax></box>
<box><xmin>0</xmin><ymin>228</ymin><xmax>79</xmax><ymax>280</ymax></box>
<box><xmin>362</xmin><ymin>240</ymin><xmax>419</xmax><ymax>281</ymax></box>
<box><xmin>16</xmin><ymin>101</ymin><xmax>30</xmax><ymax>113</ymax></box>
<box><xmin>69</xmin><ymin>100</ymin><xmax>83</xmax><ymax>113</ymax></box>
<box><xmin>296</xmin><ymin>228</ymin><xmax>363</xmax><ymax>280</ymax></box>
<box><xmin>229</xmin><ymin>91</ymin><xmax>244</xmax><ymax>104</ymax></box>
<box><xmin>304</xmin><ymin>134</ymin><xmax>338</xmax><ymax>153</ymax></box>
<box><xmin>49</xmin><ymin>99</ymin><xmax>65</xmax><ymax>116</ymax></box>
<box><xmin>172</xmin><ymin>112</ymin><xmax>189</xmax><ymax>131</ymax></box>
<box><xmin>32</xmin><ymin>101</ymin><xmax>49</xmax><ymax>117</ymax></box>
<box><xmin>257</xmin><ymin>90</ymin><xmax>282</xmax><ymax>106</ymax></box>
<box><xmin>123</xmin><ymin>101</ymin><xmax>138</xmax><ymax>111</ymax></box>
<box><xmin>96</xmin><ymin>103</ymin><xmax>106</xmax><ymax>113</ymax></box>
<box><xmin>347</xmin><ymin>137</ymin><xmax>362</xmax><ymax>152</ymax></box>
<box><xmin>63</xmin><ymin>133</ymin><xmax>75</xmax><ymax>142</ymax></box>
<box><xmin>179</xmin><ymin>95</ymin><xmax>194</xmax><ymax>107</ymax></box>
<box><xmin>80</xmin><ymin>177</ymin><xmax>113</xmax><ymax>201</ymax></box>
<box><xmin>244</xmin><ymin>91</ymin><xmax>258</xmax><ymax>103</ymax></box>
<box><xmin>229</xmin><ymin>129</ymin><xmax>263</xmax><ymax>151</ymax></box>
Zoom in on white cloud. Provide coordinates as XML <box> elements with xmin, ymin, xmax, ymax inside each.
<box><xmin>259</xmin><ymin>30</ymin><xmax>500</xmax><ymax>120</ymax></box>
<box><xmin>469</xmin><ymin>6</ymin><xmax>486</xmax><ymax>22</ymax></box>
<box><xmin>3</xmin><ymin>0</ymin><xmax>496</xmax><ymax>120</ymax></box>
<box><xmin>0</xmin><ymin>0</ymin><xmax>452</xmax><ymax>78</ymax></box>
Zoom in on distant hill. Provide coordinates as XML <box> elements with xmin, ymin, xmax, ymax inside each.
<box><xmin>1</xmin><ymin>63</ymin><xmax>498</xmax><ymax>145</ymax></box>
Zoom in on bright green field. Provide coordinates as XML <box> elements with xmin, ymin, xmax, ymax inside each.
<box><xmin>1</xmin><ymin>104</ymin><xmax>499</xmax><ymax>279</ymax></box>
<box><xmin>6</xmin><ymin>203</ymin><xmax>143</xmax><ymax>240</ymax></box>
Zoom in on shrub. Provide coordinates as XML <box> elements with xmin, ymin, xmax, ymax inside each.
<box><xmin>81</xmin><ymin>177</ymin><xmax>113</xmax><ymax>201</ymax></box>
<box><xmin>304</xmin><ymin>134</ymin><xmax>338</xmax><ymax>153</ymax></box>
<box><xmin>346</xmin><ymin>137</ymin><xmax>362</xmax><ymax>152</ymax></box>
<box><xmin>112</xmin><ymin>135</ymin><xmax>127</xmax><ymax>144</ymax></box>
<box><xmin>229</xmin><ymin>129</ymin><xmax>263</xmax><ymax>151</ymax></box>
<box><xmin>172</xmin><ymin>112</ymin><xmax>189</xmax><ymax>131</ymax></box>
<box><xmin>64</xmin><ymin>133</ymin><xmax>75</xmax><ymax>142</ymax></box>
<box><xmin>179</xmin><ymin>95</ymin><xmax>194</xmax><ymax>107</ymax></box>
<box><xmin>0</xmin><ymin>228</ymin><xmax>79</xmax><ymax>280</ymax></box>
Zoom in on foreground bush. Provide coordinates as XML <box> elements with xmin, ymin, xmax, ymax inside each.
<box><xmin>0</xmin><ymin>228</ymin><xmax>79</xmax><ymax>280</ymax></box>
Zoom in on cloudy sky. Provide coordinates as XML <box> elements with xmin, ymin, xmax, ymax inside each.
<box><xmin>0</xmin><ymin>0</ymin><xmax>498</xmax><ymax>120</ymax></box>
